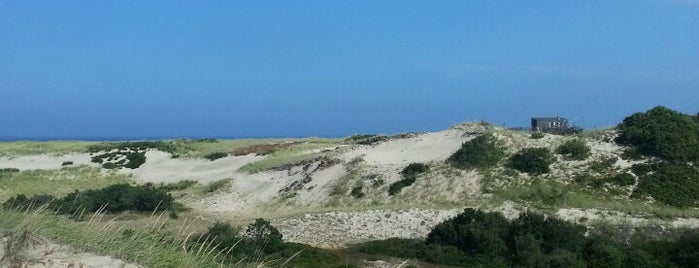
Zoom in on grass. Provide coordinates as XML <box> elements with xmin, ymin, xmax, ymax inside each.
<box><xmin>0</xmin><ymin>207</ymin><xmax>240</xmax><ymax>267</ymax></box>
<box><xmin>238</xmin><ymin>141</ymin><xmax>342</xmax><ymax>173</ymax></box>
<box><xmin>0</xmin><ymin>141</ymin><xmax>97</xmax><ymax>156</ymax></box>
<box><xmin>493</xmin><ymin>179</ymin><xmax>699</xmax><ymax>219</ymax></box>
<box><xmin>0</xmin><ymin>166</ymin><xmax>133</xmax><ymax>202</ymax></box>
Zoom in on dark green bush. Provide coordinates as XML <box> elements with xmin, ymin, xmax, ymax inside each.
<box><xmin>101</xmin><ymin>162</ymin><xmax>117</xmax><ymax>169</ymax></box>
<box><xmin>388</xmin><ymin>177</ymin><xmax>416</xmax><ymax>195</ymax></box>
<box><xmin>555</xmin><ymin>139</ymin><xmax>591</xmax><ymax>160</ymax></box>
<box><xmin>400</xmin><ymin>163</ymin><xmax>430</xmax><ymax>179</ymax></box>
<box><xmin>3</xmin><ymin>183</ymin><xmax>174</xmax><ymax>215</ymax></box>
<box><xmin>124</xmin><ymin>152</ymin><xmax>146</xmax><ymax>169</ymax></box>
<box><xmin>0</xmin><ymin>168</ymin><xmax>20</xmax><ymax>174</ymax></box>
<box><xmin>346</xmin><ymin>134</ymin><xmax>389</xmax><ymax>145</ymax></box>
<box><xmin>61</xmin><ymin>161</ymin><xmax>73</xmax><ymax>166</ymax></box>
<box><xmin>632</xmin><ymin>162</ymin><xmax>699</xmax><ymax>207</ymax></box>
<box><xmin>448</xmin><ymin>133</ymin><xmax>505</xmax><ymax>170</ymax></box>
<box><xmin>350</xmin><ymin>185</ymin><xmax>364</xmax><ymax>198</ymax></box>
<box><xmin>507</xmin><ymin>147</ymin><xmax>554</xmax><ymax>175</ymax></box>
<box><xmin>158</xmin><ymin>180</ymin><xmax>198</xmax><ymax>191</ymax></box>
<box><xmin>203</xmin><ymin>152</ymin><xmax>228</xmax><ymax>161</ymax></box>
<box><xmin>616</xmin><ymin>106</ymin><xmax>699</xmax><ymax>162</ymax></box>
<box><xmin>608</xmin><ymin>173</ymin><xmax>635</xmax><ymax>187</ymax></box>
<box><xmin>590</xmin><ymin>156</ymin><xmax>617</xmax><ymax>173</ymax></box>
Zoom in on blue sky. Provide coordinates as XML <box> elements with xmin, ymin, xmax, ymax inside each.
<box><xmin>1</xmin><ymin>1</ymin><xmax>698</xmax><ymax>139</ymax></box>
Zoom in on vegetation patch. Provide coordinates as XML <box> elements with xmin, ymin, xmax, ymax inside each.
<box><xmin>448</xmin><ymin>133</ymin><xmax>506</xmax><ymax>170</ymax></box>
<box><xmin>350</xmin><ymin>185</ymin><xmax>365</xmax><ymax>199</ymax></box>
<box><xmin>507</xmin><ymin>147</ymin><xmax>554</xmax><ymax>175</ymax></box>
<box><xmin>345</xmin><ymin>134</ymin><xmax>389</xmax><ymax>145</ymax></box>
<box><xmin>632</xmin><ymin>162</ymin><xmax>699</xmax><ymax>207</ymax></box>
<box><xmin>352</xmin><ymin>208</ymin><xmax>699</xmax><ymax>267</ymax></box>
<box><xmin>204</xmin><ymin>179</ymin><xmax>231</xmax><ymax>193</ymax></box>
<box><xmin>388</xmin><ymin>163</ymin><xmax>430</xmax><ymax>195</ymax></box>
<box><xmin>615</xmin><ymin>106</ymin><xmax>699</xmax><ymax>162</ymax></box>
<box><xmin>3</xmin><ymin>183</ymin><xmax>175</xmax><ymax>217</ymax></box>
<box><xmin>530</xmin><ymin>132</ymin><xmax>545</xmax><ymax>139</ymax></box>
<box><xmin>202</xmin><ymin>152</ymin><xmax>228</xmax><ymax>161</ymax></box>
<box><xmin>555</xmin><ymin>139</ymin><xmax>591</xmax><ymax>160</ymax></box>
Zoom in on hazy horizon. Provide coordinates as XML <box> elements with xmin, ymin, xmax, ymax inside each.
<box><xmin>2</xmin><ymin>1</ymin><xmax>698</xmax><ymax>139</ymax></box>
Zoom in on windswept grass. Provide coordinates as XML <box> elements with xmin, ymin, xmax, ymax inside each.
<box><xmin>0</xmin><ymin>167</ymin><xmax>133</xmax><ymax>202</ymax></box>
<box><xmin>0</xmin><ymin>208</ymin><xmax>237</xmax><ymax>267</ymax></box>
<box><xmin>0</xmin><ymin>141</ymin><xmax>97</xmax><ymax>156</ymax></box>
<box><xmin>494</xmin><ymin>180</ymin><xmax>699</xmax><ymax>219</ymax></box>
<box><xmin>238</xmin><ymin>141</ymin><xmax>342</xmax><ymax>173</ymax></box>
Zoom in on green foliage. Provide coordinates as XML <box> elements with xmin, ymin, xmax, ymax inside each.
<box><xmin>608</xmin><ymin>173</ymin><xmax>635</xmax><ymax>187</ymax></box>
<box><xmin>196</xmin><ymin>220</ymin><xmax>349</xmax><ymax>267</ymax></box>
<box><xmin>360</xmin><ymin>208</ymin><xmax>698</xmax><ymax>267</ymax></box>
<box><xmin>0</xmin><ymin>168</ymin><xmax>20</xmax><ymax>174</ymax></box>
<box><xmin>632</xmin><ymin>162</ymin><xmax>699</xmax><ymax>207</ymax></box>
<box><xmin>388</xmin><ymin>177</ymin><xmax>416</xmax><ymax>195</ymax></box>
<box><xmin>61</xmin><ymin>161</ymin><xmax>73</xmax><ymax>166</ymax></box>
<box><xmin>157</xmin><ymin>180</ymin><xmax>198</xmax><ymax>191</ymax></box>
<box><xmin>555</xmin><ymin>139</ymin><xmax>591</xmax><ymax>160</ymax></box>
<box><xmin>2</xmin><ymin>183</ymin><xmax>174</xmax><ymax>216</ymax></box>
<box><xmin>507</xmin><ymin>147</ymin><xmax>554</xmax><ymax>175</ymax></box>
<box><xmin>616</xmin><ymin>106</ymin><xmax>699</xmax><ymax>162</ymax></box>
<box><xmin>590</xmin><ymin>156</ymin><xmax>617</xmax><ymax>173</ymax></box>
<box><xmin>448</xmin><ymin>133</ymin><xmax>506</xmax><ymax>170</ymax></box>
<box><xmin>204</xmin><ymin>179</ymin><xmax>230</xmax><ymax>193</ymax></box>
<box><xmin>387</xmin><ymin>163</ymin><xmax>430</xmax><ymax>195</ymax></box>
<box><xmin>400</xmin><ymin>163</ymin><xmax>430</xmax><ymax>179</ymax></box>
<box><xmin>345</xmin><ymin>134</ymin><xmax>389</xmax><ymax>145</ymax></box>
<box><xmin>124</xmin><ymin>152</ymin><xmax>146</xmax><ymax>169</ymax></box>
<box><xmin>203</xmin><ymin>152</ymin><xmax>228</xmax><ymax>161</ymax></box>
<box><xmin>530</xmin><ymin>132</ymin><xmax>545</xmax><ymax>139</ymax></box>
<box><xmin>350</xmin><ymin>185</ymin><xmax>364</xmax><ymax>198</ymax></box>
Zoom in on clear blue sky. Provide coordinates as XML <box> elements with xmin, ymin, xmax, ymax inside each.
<box><xmin>1</xmin><ymin>1</ymin><xmax>698</xmax><ymax>139</ymax></box>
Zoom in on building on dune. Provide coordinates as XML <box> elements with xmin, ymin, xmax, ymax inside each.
<box><xmin>531</xmin><ymin>116</ymin><xmax>569</xmax><ymax>133</ymax></box>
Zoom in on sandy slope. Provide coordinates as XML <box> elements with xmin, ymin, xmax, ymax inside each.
<box><xmin>3</xmin><ymin>124</ymin><xmax>699</xmax><ymax>250</ymax></box>
<box><xmin>0</xmin><ymin>234</ymin><xmax>140</xmax><ymax>268</ymax></box>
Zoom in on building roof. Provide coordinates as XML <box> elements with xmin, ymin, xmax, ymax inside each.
<box><xmin>531</xmin><ymin>116</ymin><xmax>567</xmax><ymax>121</ymax></box>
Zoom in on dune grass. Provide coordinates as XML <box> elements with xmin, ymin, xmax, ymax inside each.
<box><xmin>0</xmin><ymin>141</ymin><xmax>97</xmax><ymax>157</ymax></box>
<box><xmin>0</xmin><ymin>207</ymin><xmax>238</xmax><ymax>267</ymax></box>
<box><xmin>493</xmin><ymin>179</ymin><xmax>699</xmax><ymax>219</ymax></box>
<box><xmin>0</xmin><ymin>166</ymin><xmax>133</xmax><ymax>202</ymax></box>
<box><xmin>238</xmin><ymin>141</ymin><xmax>342</xmax><ymax>173</ymax></box>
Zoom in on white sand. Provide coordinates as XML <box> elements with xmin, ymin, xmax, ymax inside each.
<box><xmin>0</xmin><ymin>234</ymin><xmax>141</xmax><ymax>268</ymax></box>
<box><xmin>0</xmin><ymin>154</ymin><xmax>95</xmax><ymax>171</ymax></box>
<box><xmin>119</xmin><ymin>151</ymin><xmax>263</xmax><ymax>184</ymax></box>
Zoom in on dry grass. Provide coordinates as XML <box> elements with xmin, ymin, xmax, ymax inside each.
<box><xmin>0</xmin><ymin>141</ymin><xmax>97</xmax><ymax>157</ymax></box>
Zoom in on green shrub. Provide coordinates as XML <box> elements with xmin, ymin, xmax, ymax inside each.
<box><xmin>124</xmin><ymin>152</ymin><xmax>146</xmax><ymax>169</ymax></box>
<box><xmin>400</xmin><ymin>163</ymin><xmax>430</xmax><ymax>179</ymax></box>
<box><xmin>203</xmin><ymin>152</ymin><xmax>228</xmax><ymax>161</ymax></box>
<box><xmin>590</xmin><ymin>156</ymin><xmax>617</xmax><ymax>173</ymax></box>
<box><xmin>61</xmin><ymin>161</ymin><xmax>74</xmax><ymax>166</ymax></box>
<box><xmin>448</xmin><ymin>133</ymin><xmax>506</xmax><ymax>170</ymax></box>
<box><xmin>507</xmin><ymin>147</ymin><xmax>554</xmax><ymax>175</ymax></box>
<box><xmin>388</xmin><ymin>177</ymin><xmax>416</xmax><ymax>195</ymax></box>
<box><xmin>556</xmin><ymin>139</ymin><xmax>591</xmax><ymax>160</ymax></box>
<box><xmin>0</xmin><ymin>168</ymin><xmax>20</xmax><ymax>174</ymax></box>
<box><xmin>632</xmin><ymin>162</ymin><xmax>699</xmax><ymax>207</ymax></box>
<box><xmin>608</xmin><ymin>173</ymin><xmax>635</xmax><ymax>187</ymax></box>
<box><xmin>346</xmin><ymin>134</ymin><xmax>389</xmax><ymax>145</ymax></box>
<box><xmin>350</xmin><ymin>185</ymin><xmax>365</xmax><ymax>198</ymax></box>
<box><xmin>3</xmin><ymin>183</ymin><xmax>174</xmax><ymax>215</ymax></box>
<box><xmin>615</xmin><ymin>106</ymin><xmax>699</xmax><ymax>162</ymax></box>
<box><xmin>158</xmin><ymin>180</ymin><xmax>198</xmax><ymax>191</ymax></box>
<box><xmin>102</xmin><ymin>162</ymin><xmax>117</xmax><ymax>169</ymax></box>
<box><xmin>205</xmin><ymin>179</ymin><xmax>230</xmax><ymax>193</ymax></box>
<box><xmin>530</xmin><ymin>132</ymin><xmax>545</xmax><ymax>139</ymax></box>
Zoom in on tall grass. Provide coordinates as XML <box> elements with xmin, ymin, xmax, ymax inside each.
<box><xmin>494</xmin><ymin>180</ymin><xmax>699</xmax><ymax>219</ymax></box>
<box><xmin>238</xmin><ymin>142</ymin><xmax>341</xmax><ymax>173</ymax></box>
<box><xmin>0</xmin><ymin>167</ymin><xmax>133</xmax><ymax>202</ymax></box>
<box><xmin>0</xmin><ymin>207</ymin><xmax>239</xmax><ymax>267</ymax></box>
<box><xmin>0</xmin><ymin>141</ymin><xmax>97</xmax><ymax>156</ymax></box>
